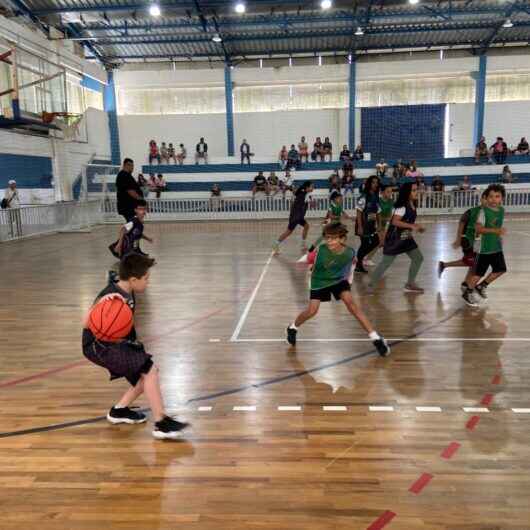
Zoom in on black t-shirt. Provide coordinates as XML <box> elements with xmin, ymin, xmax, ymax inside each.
<box><xmin>254</xmin><ymin>175</ymin><xmax>266</xmax><ymax>187</ymax></box>
<box><xmin>116</xmin><ymin>170</ymin><xmax>143</xmax><ymax>215</ymax></box>
<box><xmin>290</xmin><ymin>187</ymin><xmax>310</xmax><ymax>219</ymax></box>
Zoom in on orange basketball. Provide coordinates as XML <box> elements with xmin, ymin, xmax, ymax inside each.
<box><xmin>88</xmin><ymin>297</ymin><xmax>133</xmax><ymax>342</ymax></box>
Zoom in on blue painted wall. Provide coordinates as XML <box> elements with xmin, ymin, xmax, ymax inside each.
<box><xmin>0</xmin><ymin>154</ymin><xmax>53</xmax><ymax>188</ymax></box>
<box><xmin>361</xmin><ymin>104</ymin><xmax>445</xmax><ymax>161</ymax></box>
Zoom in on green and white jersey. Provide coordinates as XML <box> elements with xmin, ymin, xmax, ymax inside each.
<box><xmin>328</xmin><ymin>201</ymin><xmax>343</xmax><ymax>222</ymax></box>
<box><xmin>475</xmin><ymin>206</ymin><xmax>504</xmax><ymax>254</ymax></box>
<box><xmin>310</xmin><ymin>244</ymin><xmax>355</xmax><ymax>290</ymax></box>
<box><xmin>463</xmin><ymin>205</ymin><xmax>481</xmax><ymax>244</ymax></box>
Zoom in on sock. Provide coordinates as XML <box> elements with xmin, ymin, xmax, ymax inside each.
<box><xmin>275</xmin><ymin>240</ymin><xmax>281</xmax><ymax>246</ymax></box>
<box><xmin>478</xmin><ymin>280</ymin><xmax>489</xmax><ymax>287</ymax></box>
<box><xmin>369</xmin><ymin>331</ymin><xmax>380</xmax><ymax>341</ymax></box>
<box><xmin>114</xmin><ymin>404</ymin><xmax>125</xmax><ymax>409</ymax></box>
<box><xmin>289</xmin><ymin>323</ymin><xmax>298</xmax><ymax>330</ymax></box>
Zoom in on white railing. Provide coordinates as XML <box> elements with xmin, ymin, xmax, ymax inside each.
<box><xmin>101</xmin><ymin>189</ymin><xmax>530</xmax><ymax>221</ymax></box>
<box><xmin>0</xmin><ymin>200</ymin><xmax>103</xmax><ymax>242</ymax></box>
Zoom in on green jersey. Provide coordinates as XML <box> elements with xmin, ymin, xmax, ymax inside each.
<box><xmin>462</xmin><ymin>205</ymin><xmax>481</xmax><ymax>243</ymax></box>
<box><xmin>379</xmin><ymin>197</ymin><xmax>393</xmax><ymax>227</ymax></box>
<box><xmin>328</xmin><ymin>201</ymin><xmax>343</xmax><ymax>222</ymax></box>
<box><xmin>475</xmin><ymin>206</ymin><xmax>504</xmax><ymax>254</ymax></box>
<box><xmin>310</xmin><ymin>244</ymin><xmax>355</xmax><ymax>290</ymax></box>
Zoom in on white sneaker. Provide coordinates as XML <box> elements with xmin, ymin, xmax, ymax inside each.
<box><xmin>297</xmin><ymin>254</ymin><xmax>308</xmax><ymax>263</ymax></box>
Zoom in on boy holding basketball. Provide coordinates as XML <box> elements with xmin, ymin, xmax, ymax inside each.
<box><xmin>83</xmin><ymin>254</ymin><xmax>189</xmax><ymax>439</ymax></box>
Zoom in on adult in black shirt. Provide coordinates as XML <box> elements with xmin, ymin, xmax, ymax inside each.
<box><xmin>116</xmin><ymin>158</ymin><xmax>143</xmax><ymax>222</ymax></box>
<box><xmin>252</xmin><ymin>171</ymin><xmax>269</xmax><ymax>197</ymax></box>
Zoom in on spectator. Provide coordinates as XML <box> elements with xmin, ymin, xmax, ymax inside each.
<box><xmin>167</xmin><ymin>143</ymin><xmax>177</xmax><ymax>164</ymax></box>
<box><xmin>298</xmin><ymin>136</ymin><xmax>309</xmax><ymax>163</ymax></box>
<box><xmin>279</xmin><ymin>170</ymin><xmax>294</xmax><ymax>197</ymax></box>
<box><xmin>392</xmin><ymin>161</ymin><xmax>404</xmax><ymax>183</ymax></box>
<box><xmin>210</xmin><ymin>183</ymin><xmax>222</xmax><ymax>211</ymax></box>
<box><xmin>287</xmin><ymin>144</ymin><xmax>300</xmax><ymax>170</ymax></box>
<box><xmin>322</xmin><ymin>137</ymin><xmax>333</xmax><ymax>162</ymax></box>
<box><xmin>514</xmin><ymin>137</ymin><xmax>529</xmax><ymax>156</ymax></box>
<box><xmin>339</xmin><ymin>145</ymin><xmax>351</xmax><ymax>161</ymax></box>
<box><xmin>211</xmin><ymin>183</ymin><xmax>221</xmax><ymax>197</ymax></box>
<box><xmin>431</xmin><ymin>175</ymin><xmax>445</xmax><ymax>192</ymax></box>
<box><xmin>406</xmin><ymin>161</ymin><xmax>423</xmax><ymax>179</ymax></box>
<box><xmin>177</xmin><ymin>143</ymin><xmax>187</xmax><ymax>165</ymax></box>
<box><xmin>457</xmin><ymin>175</ymin><xmax>473</xmax><ymax>191</ymax></box>
<box><xmin>474</xmin><ymin>136</ymin><xmax>490</xmax><ymax>164</ymax></box>
<box><xmin>342</xmin><ymin>172</ymin><xmax>355</xmax><ymax>195</ymax></box>
<box><xmin>279</xmin><ymin>145</ymin><xmax>288</xmax><ymax>169</ymax></box>
<box><xmin>160</xmin><ymin>142</ymin><xmax>169</xmax><ymax>164</ymax></box>
<box><xmin>116</xmin><ymin>158</ymin><xmax>143</xmax><ymax>222</ymax></box>
<box><xmin>2</xmin><ymin>179</ymin><xmax>21</xmax><ymax>238</ymax></box>
<box><xmin>342</xmin><ymin>149</ymin><xmax>354</xmax><ymax>179</ymax></box>
<box><xmin>195</xmin><ymin>137</ymin><xmax>208</xmax><ymax>165</ymax></box>
<box><xmin>138</xmin><ymin>173</ymin><xmax>149</xmax><ymax>198</ymax></box>
<box><xmin>148</xmin><ymin>174</ymin><xmax>166</xmax><ymax>198</ymax></box>
<box><xmin>490</xmin><ymin>136</ymin><xmax>508</xmax><ymax>165</ymax></box>
<box><xmin>148</xmin><ymin>140</ymin><xmax>160</xmax><ymax>164</ymax></box>
<box><xmin>414</xmin><ymin>175</ymin><xmax>426</xmax><ymax>192</ymax></box>
<box><xmin>313</xmin><ymin>137</ymin><xmax>324</xmax><ymax>161</ymax></box>
<box><xmin>500</xmin><ymin>165</ymin><xmax>514</xmax><ymax>183</ymax></box>
<box><xmin>328</xmin><ymin>172</ymin><xmax>341</xmax><ymax>194</ymax></box>
<box><xmin>353</xmin><ymin>144</ymin><xmax>364</xmax><ymax>161</ymax></box>
<box><xmin>376</xmin><ymin>159</ymin><xmax>388</xmax><ymax>178</ymax></box>
<box><xmin>252</xmin><ymin>171</ymin><xmax>269</xmax><ymax>197</ymax></box>
<box><xmin>240</xmin><ymin>139</ymin><xmax>251</xmax><ymax>165</ymax></box>
<box><xmin>268</xmin><ymin>172</ymin><xmax>279</xmax><ymax>195</ymax></box>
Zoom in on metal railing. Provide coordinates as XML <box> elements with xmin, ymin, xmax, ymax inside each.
<box><xmin>0</xmin><ymin>200</ymin><xmax>102</xmax><ymax>242</ymax></box>
<box><xmin>101</xmin><ymin>189</ymin><xmax>530</xmax><ymax>221</ymax></box>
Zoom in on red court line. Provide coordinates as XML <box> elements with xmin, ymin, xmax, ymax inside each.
<box><xmin>441</xmin><ymin>441</ymin><xmax>461</xmax><ymax>460</ymax></box>
<box><xmin>466</xmin><ymin>415</ymin><xmax>480</xmax><ymax>431</ymax></box>
<box><xmin>0</xmin><ymin>360</ymin><xmax>87</xmax><ymax>389</ymax></box>
<box><xmin>481</xmin><ymin>393</ymin><xmax>494</xmax><ymax>406</ymax></box>
<box><xmin>409</xmin><ymin>473</ymin><xmax>433</xmax><ymax>494</ymax></box>
<box><xmin>366</xmin><ymin>510</ymin><xmax>396</xmax><ymax>530</ymax></box>
<box><xmin>491</xmin><ymin>374</ymin><xmax>501</xmax><ymax>385</ymax></box>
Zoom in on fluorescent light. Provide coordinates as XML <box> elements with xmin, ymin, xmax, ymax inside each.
<box><xmin>409</xmin><ymin>0</ymin><xmax>420</xmax><ymax>5</ymax></box>
<box><xmin>503</xmin><ymin>19</ymin><xmax>513</xmax><ymax>28</ymax></box>
<box><xmin>321</xmin><ymin>0</ymin><xmax>332</xmax><ymax>9</ymax></box>
<box><xmin>355</xmin><ymin>26</ymin><xmax>364</xmax><ymax>36</ymax></box>
<box><xmin>212</xmin><ymin>33</ymin><xmax>222</xmax><ymax>43</ymax></box>
<box><xmin>149</xmin><ymin>4</ymin><xmax>161</xmax><ymax>16</ymax></box>
<box><xmin>235</xmin><ymin>2</ymin><xmax>246</xmax><ymax>13</ymax></box>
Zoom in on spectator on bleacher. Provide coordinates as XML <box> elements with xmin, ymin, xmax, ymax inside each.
<box><xmin>279</xmin><ymin>145</ymin><xmax>288</xmax><ymax>169</ymax></box>
<box><xmin>240</xmin><ymin>139</ymin><xmax>251</xmax><ymax>165</ymax></box>
<box><xmin>268</xmin><ymin>172</ymin><xmax>279</xmax><ymax>195</ymax></box>
<box><xmin>195</xmin><ymin>138</ymin><xmax>208</xmax><ymax>165</ymax></box>
<box><xmin>298</xmin><ymin>137</ymin><xmax>309</xmax><ymax>163</ymax></box>
<box><xmin>160</xmin><ymin>142</ymin><xmax>169</xmax><ymax>164</ymax></box>
<box><xmin>137</xmin><ymin>174</ymin><xmax>149</xmax><ymax>198</ymax></box>
<box><xmin>148</xmin><ymin>174</ymin><xmax>167</xmax><ymax>199</ymax></box>
<box><xmin>252</xmin><ymin>171</ymin><xmax>269</xmax><ymax>197</ymax></box>
<box><xmin>279</xmin><ymin>170</ymin><xmax>294</xmax><ymax>197</ymax></box>
<box><xmin>490</xmin><ymin>137</ymin><xmax>508</xmax><ymax>165</ymax></box>
<box><xmin>342</xmin><ymin>155</ymin><xmax>354</xmax><ymax>180</ymax></box>
<box><xmin>376</xmin><ymin>159</ymin><xmax>388</xmax><ymax>178</ymax></box>
<box><xmin>3</xmin><ymin>179</ymin><xmax>20</xmax><ymax>208</ymax></box>
<box><xmin>500</xmin><ymin>165</ymin><xmax>515</xmax><ymax>183</ymax></box>
<box><xmin>414</xmin><ymin>175</ymin><xmax>426</xmax><ymax>193</ymax></box>
<box><xmin>2</xmin><ymin>180</ymin><xmax>21</xmax><ymax>238</ymax></box>
<box><xmin>323</xmin><ymin>137</ymin><xmax>333</xmax><ymax>161</ymax></box>
<box><xmin>177</xmin><ymin>143</ymin><xmax>187</xmax><ymax>165</ymax></box>
<box><xmin>392</xmin><ymin>161</ymin><xmax>404</xmax><ymax>183</ymax></box>
<box><xmin>353</xmin><ymin>144</ymin><xmax>364</xmax><ymax>161</ymax></box>
<box><xmin>287</xmin><ymin>144</ymin><xmax>300</xmax><ymax>170</ymax></box>
<box><xmin>342</xmin><ymin>172</ymin><xmax>355</xmax><ymax>195</ymax></box>
<box><xmin>167</xmin><ymin>143</ymin><xmax>177</xmax><ymax>164</ymax></box>
<box><xmin>313</xmin><ymin>137</ymin><xmax>324</xmax><ymax>161</ymax></box>
<box><xmin>148</xmin><ymin>140</ymin><xmax>161</xmax><ymax>164</ymax></box>
<box><xmin>457</xmin><ymin>175</ymin><xmax>473</xmax><ymax>191</ymax></box>
<box><xmin>339</xmin><ymin>145</ymin><xmax>351</xmax><ymax>161</ymax></box>
<box><xmin>210</xmin><ymin>183</ymin><xmax>222</xmax><ymax>211</ymax></box>
<box><xmin>474</xmin><ymin>136</ymin><xmax>490</xmax><ymax>164</ymax></box>
<box><xmin>431</xmin><ymin>176</ymin><xmax>445</xmax><ymax>192</ymax></box>
<box><xmin>514</xmin><ymin>137</ymin><xmax>529</xmax><ymax>156</ymax></box>
<box><xmin>328</xmin><ymin>172</ymin><xmax>341</xmax><ymax>194</ymax></box>
<box><xmin>116</xmin><ymin>158</ymin><xmax>143</xmax><ymax>222</ymax></box>
<box><xmin>406</xmin><ymin>161</ymin><xmax>423</xmax><ymax>180</ymax></box>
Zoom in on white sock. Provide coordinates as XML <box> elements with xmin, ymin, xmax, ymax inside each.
<box><xmin>369</xmin><ymin>331</ymin><xmax>380</xmax><ymax>341</ymax></box>
<box><xmin>289</xmin><ymin>323</ymin><xmax>298</xmax><ymax>330</ymax></box>
<box><xmin>114</xmin><ymin>404</ymin><xmax>125</xmax><ymax>409</ymax></box>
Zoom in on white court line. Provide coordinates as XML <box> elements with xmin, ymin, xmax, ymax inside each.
<box><xmin>230</xmin><ymin>251</ymin><xmax>275</xmax><ymax>342</ymax></box>
<box><xmin>278</xmin><ymin>406</ymin><xmax>302</xmax><ymax>411</ymax></box>
<box><xmin>416</xmin><ymin>406</ymin><xmax>442</xmax><ymax>412</ymax></box>
<box><xmin>369</xmin><ymin>406</ymin><xmax>395</xmax><ymax>412</ymax></box>
<box><xmin>512</xmin><ymin>408</ymin><xmax>530</xmax><ymax>414</ymax></box>
<box><xmin>209</xmin><ymin>339</ymin><xmax>221</xmax><ymax>343</ymax></box>
<box><xmin>198</xmin><ymin>406</ymin><xmax>212</xmax><ymax>412</ymax></box>
<box><xmin>233</xmin><ymin>405</ymin><xmax>257</xmax><ymax>411</ymax></box>
<box><xmin>463</xmin><ymin>407</ymin><xmax>490</xmax><ymax>413</ymax></box>
<box><xmin>323</xmin><ymin>405</ymin><xmax>348</xmax><ymax>411</ymax></box>
<box><xmin>234</xmin><ymin>337</ymin><xmax>530</xmax><ymax>342</ymax></box>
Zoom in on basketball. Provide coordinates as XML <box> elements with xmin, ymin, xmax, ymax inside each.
<box><xmin>88</xmin><ymin>297</ymin><xmax>133</xmax><ymax>342</ymax></box>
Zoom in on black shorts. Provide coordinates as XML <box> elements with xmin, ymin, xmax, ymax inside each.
<box><xmin>310</xmin><ymin>280</ymin><xmax>350</xmax><ymax>302</ymax></box>
<box><xmin>83</xmin><ymin>335</ymin><xmax>153</xmax><ymax>386</ymax></box>
<box><xmin>474</xmin><ymin>252</ymin><xmax>507</xmax><ymax>277</ymax></box>
<box><xmin>288</xmin><ymin>217</ymin><xmax>307</xmax><ymax>231</ymax></box>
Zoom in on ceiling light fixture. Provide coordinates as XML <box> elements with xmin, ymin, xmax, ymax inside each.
<box><xmin>321</xmin><ymin>0</ymin><xmax>332</xmax><ymax>9</ymax></box>
<box><xmin>409</xmin><ymin>0</ymin><xmax>420</xmax><ymax>5</ymax></box>
<box><xmin>235</xmin><ymin>2</ymin><xmax>246</xmax><ymax>14</ymax></box>
<box><xmin>212</xmin><ymin>33</ymin><xmax>222</xmax><ymax>43</ymax></box>
<box><xmin>503</xmin><ymin>19</ymin><xmax>514</xmax><ymax>28</ymax></box>
<box><xmin>149</xmin><ymin>4</ymin><xmax>161</xmax><ymax>17</ymax></box>
<box><xmin>355</xmin><ymin>26</ymin><xmax>364</xmax><ymax>36</ymax></box>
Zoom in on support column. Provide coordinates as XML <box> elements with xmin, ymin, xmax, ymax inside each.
<box><xmin>348</xmin><ymin>56</ymin><xmax>357</xmax><ymax>150</ymax></box>
<box><xmin>224</xmin><ymin>64</ymin><xmax>235</xmax><ymax>157</ymax></box>
<box><xmin>473</xmin><ymin>54</ymin><xmax>487</xmax><ymax>146</ymax></box>
<box><xmin>104</xmin><ymin>70</ymin><xmax>121</xmax><ymax>165</ymax></box>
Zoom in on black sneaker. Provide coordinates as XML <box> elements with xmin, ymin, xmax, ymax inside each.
<box><xmin>135</xmin><ymin>249</ymin><xmax>150</xmax><ymax>257</ymax></box>
<box><xmin>460</xmin><ymin>282</ymin><xmax>469</xmax><ymax>294</ymax></box>
<box><xmin>108</xmin><ymin>242</ymin><xmax>120</xmax><ymax>259</ymax></box>
<box><xmin>355</xmin><ymin>266</ymin><xmax>369</xmax><ymax>274</ymax></box>
<box><xmin>373</xmin><ymin>337</ymin><xmax>390</xmax><ymax>357</ymax></box>
<box><xmin>286</xmin><ymin>325</ymin><xmax>297</xmax><ymax>346</ymax></box>
<box><xmin>475</xmin><ymin>283</ymin><xmax>488</xmax><ymax>299</ymax></box>
<box><xmin>437</xmin><ymin>261</ymin><xmax>445</xmax><ymax>279</ymax></box>
<box><xmin>152</xmin><ymin>416</ymin><xmax>190</xmax><ymax>440</ymax></box>
<box><xmin>462</xmin><ymin>289</ymin><xmax>479</xmax><ymax>307</ymax></box>
<box><xmin>107</xmin><ymin>406</ymin><xmax>147</xmax><ymax>424</ymax></box>
<box><xmin>107</xmin><ymin>270</ymin><xmax>119</xmax><ymax>284</ymax></box>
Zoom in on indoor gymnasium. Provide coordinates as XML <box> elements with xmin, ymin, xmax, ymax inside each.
<box><xmin>2</xmin><ymin>1</ymin><xmax>530</xmax><ymax>529</ymax></box>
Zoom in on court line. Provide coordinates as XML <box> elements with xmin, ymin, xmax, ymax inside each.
<box><xmin>234</xmin><ymin>337</ymin><xmax>530</xmax><ymax>342</ymax></box>
<box><xmin>229</xmin><ymin>250</ymin><xmax>275</xmax><ymax>342</ymax></box>
<box><xmin>0</xmin><ymin>360</ymin><xmax>87</xmax><ymax>389</ymax></box>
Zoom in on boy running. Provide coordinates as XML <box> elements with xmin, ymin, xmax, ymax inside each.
<box><xmin>286</xmin><ymin>223</ymin><xmax>389</xmax><ymax>356</ymax></box>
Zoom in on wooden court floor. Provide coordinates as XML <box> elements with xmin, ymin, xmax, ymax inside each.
<box><xmin>1</xmin><ymin>217</ymin><xmax>530</xmax><ymax>530</ymax></box>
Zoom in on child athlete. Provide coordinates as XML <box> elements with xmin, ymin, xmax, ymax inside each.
<box><xmin>286</xmin><ymin>223</ymin><xmax>389</xmax><ymax>356</ymax></box>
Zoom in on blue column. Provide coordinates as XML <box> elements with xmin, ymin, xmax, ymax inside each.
<box><xmin>224</xmin><ymin>64</ymin><xmax>235</xmax><ymax>157</ymax></box>
<box><xmin>348</xmin><ymin>56</ymin><xmax>357</xmax><ymax>150</ymax></box>
<box><xmin>104</xmin><ymin>70</ymin><xmax>121</xmax><ymax>166</ymax></box>
<box><xmin>473</xmin><ymin>54</ymin><xmax>487</xmax><ymax>146</ymax></box>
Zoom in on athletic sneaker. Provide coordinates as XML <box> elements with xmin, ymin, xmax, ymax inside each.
<box><xmin>272</xmin><ymin>243</ymin><xmax>280</xmax><ymax>255</ymax></box>
<box><xmin>135</xmin><ymin>249</ymin><xmax>150</xmax><ymax>257</ymax></box>
<box><xmin>437</xmin><ymin>261</ymin><xmax>445</xmax><ymax>279</ymax></box>
<box><xmin>152</xmin><ymin>416</ymin><xmax>190</xmax><ymax>440</ymax></box>
<box><xmin>107</xmin><ymin>270</ymin><xmax>119</xmax><ymax>284</ymax></box>
<box><xmin>404</xmin><ymin>283</ymin><xmax>424</xmax><ymax>293</ymax></box>
<box><xmin>286</xmin><ymin>325</ymin><xmax>297</xmax><ymax>346</ymax></box>
<box><xmin>297</xmin><ymin>254</ymin><xmax>308</xmax><ymax>264</ymax></box>
<box><xmin>373</xmin><ymin>337</ymin><xmax>390</xmax><ymax>357</ymax></box>
<box><xmin>107</xmin><ymin>406</ymin><xmax>147</xmax><ymax>425</ymax></box>
<box><xmin>354</xmin><ymin>265</ymin><xmax>369</xmax><ymax>274</ymax></box>
<box><xmin>462</xmin><ymin>289</ymin><xmax>479</xmax><ymax>307</ymax></box>
<box><xmin>475</xmin><ymin>283</ymin><xmax>488</xmax><ymax>299</ymax></box>
<box><xmin>108</xmin><ymin>243</ymin><xmax>120</xmax><ymax>259</ymax></box>
<box><xmin>460</xmin><ymin>282</ymin><xmax>469</xmax><ymax>294</ymax></box>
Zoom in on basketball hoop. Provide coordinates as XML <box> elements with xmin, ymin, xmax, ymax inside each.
<box><xmin>42</xmin><ymin>111</ymin><xmax>83</xmax><ymax>141</ymax></box>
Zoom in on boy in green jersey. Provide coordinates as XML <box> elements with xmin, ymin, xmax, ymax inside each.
<box><xmin>287</xmin><ymin>223</ymin><xmax>389</xmax><ymax>356</ymax></box>
<box><xmin>438</xmin><ymin>191</ymin><xmax>487</xmax><ymax>293</ymax></box>
<box><xmin>462</xmin><ymin>184</ymin><xmax>507</xmax><ymax>307</ymax></box>
<box><xmin>379</xmin><ymin>185</ymin><xmax>394</xmax><ymax>231</ymax></box>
